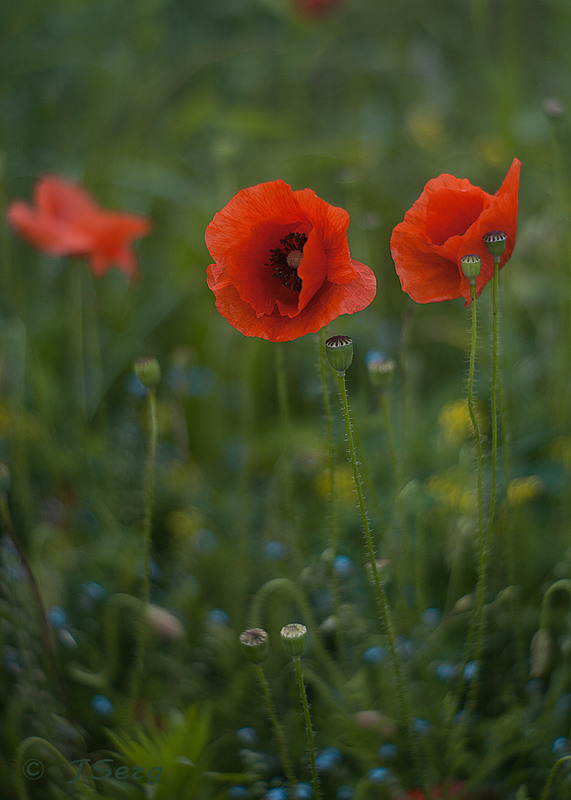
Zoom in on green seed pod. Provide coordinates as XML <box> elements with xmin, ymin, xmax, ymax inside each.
<box><xmin>460</xmin><ymin>254</ymin><xmax>481</xmax><ymax>283</ymax></box>
<box><xmin>325</xmin><ymin>335</ymin><xmax>353</xmax><ymax>376</ymax></box>
<box><xmin>134</xmin><ymin>356</ymin><xmax>161</xmax><ymax>389</ymax></box>
<box><xmin>367</xmin><ymin>356</ymin><xmax>396</xmax><ymax>390</ymax></box>
<box><xmin>239</xmin><ymin>628</ymin><xmax>269</xmax><ymax>664</ymax></box>
<box><xmin>529</xmin><ymin>627</ymin><xmax>555</xmax><ymax>679</ymax></box>
<box><xmin>483</xmin><ymin>231</ymin><xmax>507</xmax><ymax>260</ymax></box>
<box><xmin>280</xmin><ymin>623</ymin><xmax>307</xmax><ymax>657</ymax></box>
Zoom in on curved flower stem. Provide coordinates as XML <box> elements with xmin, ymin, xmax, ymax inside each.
<box><xmin>292</xmin><ymin>656</ymin><xmax>322</xmax><ymax>800</ymax></box>
<box><xmin>254</xmin><ymin>663</ymin><xmax>297</xmax><ymax>788</ymax></box>
<box><xmin>129</xmin><ymin>386</ymin><xmax>158</xmax><ymax>717</ymax></box>
<box><xmin>540</xmin><ymin>756</ymin><xmax>571</xmax><ymax>800</ymax></box>
<box><xmin>15</xmin><ymin>736</ymin><xmax>76</xmax><ymax>800</ymax></box>
<box><xmin>334</xmin><ymin>372</ymin><xmax>430</xmax><ymax>795</ymax></box>
<box><xmin>248</xmin><ymin>577</ymin><xmax>345</xmax><ymax>692</ymax></box>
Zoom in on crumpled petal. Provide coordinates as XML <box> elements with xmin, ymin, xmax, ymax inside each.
<box><xmin>205</xmin><ymin>180</ymin><xmax>376</xmax><ymax>341</ymax></box>
<box><xmin>390</xmin><ymin>159</ymin><xmax>520</xmax><ymax>306</ymax></box>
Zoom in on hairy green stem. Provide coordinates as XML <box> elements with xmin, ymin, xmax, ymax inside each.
<box><xmin>129</xmin><ymin>387</ymin><xmax>158</xmax><ymax>715</ymax></box>
<box><xmin>254</xmin><ymin>663</ymin><xmax>297</xmax><ymax>787</ymax></box>
<box><xmin>292</xmin><ymin>656</ymin><xmax>322</xmax><ymax>800</ymax></box>
<box><xmin>318</xmin><ymin>329</ymin><xmax>344</xmax><ymax>659</ymax></box>
<box><xmin>335</xmin><ymin>372</ymin><xmax>429</xmax><ymax>794</ymax></box>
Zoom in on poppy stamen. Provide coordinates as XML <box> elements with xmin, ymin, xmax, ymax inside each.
<box><xmin>267</xmin><ymin>231</ymin><xmax>308</xmax><ymax>293</ymax></box>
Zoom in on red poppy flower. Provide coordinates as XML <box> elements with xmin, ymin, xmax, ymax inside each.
<box><xmin>294</xmin><ymin>0</ymin><xmax>340</xmax><ymax>17</ymax></box>
<box><xmin>6</xmin><ymin>175</ymin><xmax>151</xmax><ymax>280</ymax></box>
<box><xmin>205</xmin><ymin>180</ymin><xmax>376</xmax><ymax>342</ymax></box>
<box><xmin>400</xmin><ymin>781</ymin><xmax>468</xmax><ymax>799</ymax></box>
<box><xmin>390</xmin><ymin>158</ymin><xmax>520</xmax><ymax>306</ymax></box>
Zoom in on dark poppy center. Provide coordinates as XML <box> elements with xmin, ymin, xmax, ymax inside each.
<box><xmin>267</xmin><ymin>232</ymin><xmax>308</xmax><ymax>293</ymax></box>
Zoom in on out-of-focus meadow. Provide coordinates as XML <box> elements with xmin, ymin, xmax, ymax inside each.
<box><xmin>2</xmin><ymin>0</ymin><xmax>571</xmax><ymax>798</ymax></box>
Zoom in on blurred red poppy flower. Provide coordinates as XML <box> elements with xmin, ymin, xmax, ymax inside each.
<box><xmin>205</xmin><ymin>180</ymin><xmax>376</xmax><ymax>342</ymax></box>
<box><xmin>400</xmin><ymin>781</ymin><xmax>468</xmax><ymax>799</ymax></box>
<box><xmin>294</xmin><ymin>0</ymin><xmax>340</xmax><ymax>17</ymax></box>
<box><xmin>390</xmin><ymin>158</ymin><xmax>520</xmax><ymax>306</ymax></box>
<box><xmin>7</xmin><ymin>175</ymin><xmax>151</xmax><ymax>280</ymax></box>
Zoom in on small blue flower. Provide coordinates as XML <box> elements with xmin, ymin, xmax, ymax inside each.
<box><xmin>553</xmin><ymin>737</ymin><xmax>569</xmax><ymax>755</ymax></box>
<box><xmin>435</xmin><ymin>661</ymin><xmax>457</xmax><ymax>681</ymax></box>
<box><xmin>264</xmin><ymin>541</ymin><xmax>287</xmax><ymax>560</ymax></box>
<box><xmin>365</xmin><ymin>348</ymin><xmax>386</xmax><ymax>367</ymax></box>
<box><xmin>367</xmin><ymin>767</ymin><xmax>389</xmax><ymax>783</ymax></box>
<box><xmin>556</xmin><ymin>693</ymin><xmax>571</xmax><ymax>714</ymax></box>
<box><xmin>47</xmin><ymin>606</ymin><xmax>67</xmax><ymax>629</ymax></box>
<box><xmin>413</xmin><ymin>718</ymin><xmax>431</xmax><ymax>734</ymax></box>
<box><xmin>334</xmin><ymin>555</ymin><xmax>353</xmax><ymax>577</ymax></box>
<box><xmin>228</xmin><ymin>788</ymin><xmax>250</xmax><ymax>800</ymax></box>
<box><xmin>293</xmin><ymin>783</ymin><xmax>313</xmax><ymax>799</ymax></box>
<box><xmin>126</xmin><ymin>373</ymin><xmax>147</xmax><ymax>396</ymax></box>
<box><xmin>81</xmin><ymin>581</ymin><xmax>106</xmax><ymax>602</ymax></box>
<box><xmin>463</xmin><ymin>661</ymin><xmax>478</xmax><ymax>681</ymax></box>
<box><xmin>316</xmin><ymin>746</ymin><xmax>342</xmax><ymax>772</ymax></box>
<box><xmin>237</xmin><ymin>727</ymin><xmax>258</xmax><ymax>746</ymax></box>
<box><xmin>91</xmin><ymin>694</ymin><xmax>113</xmax><ymax>716</ymax></box>
<box><xmin>207</xmin><ymin>608</ymin><xmax>230</xmax><ymax>626</ymax></box>
<box><xmin>196</xmin><ymin>528</ymin><xmax>218</xmax><ymax>552</ymax></box>
<box><xmin>362</xmin><ymin>645</ymin><xmax>385</xmax><ymax>664</ymax></box>
<box><xmin>264</xmin><ymin>789</ymin><xmax>288</xmax><ymax>800</ymax></box>
<box><xmin>377</xmin><ymin>742</ymin><xmax>398</xmax><ymax>761</ymax></box>
<box><xmin>421</xmin><ymin>608</ymin><xmax>442</xmax><ymax>627</ymax></box>
<box><xmin>336</xmin><ymin>787</ymin><xmax>354</xmax><ymax>800</ymax></box>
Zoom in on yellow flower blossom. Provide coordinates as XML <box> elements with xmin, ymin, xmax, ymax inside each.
<box><xmin>507</xmin><ymin>476</ymin><xmax>544</xmax><ymax>507</ymax></box>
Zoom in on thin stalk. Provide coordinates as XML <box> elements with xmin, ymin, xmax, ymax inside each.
<box><xmin>129</xmin><ymin>387</ymin><xmax>158</xmax><ymax>715</ymax></box>
<box><xmin>540</xmin><ymin>756</ymin><xmax>571</xmax><ymax>800</ymax></box>
<box><xmin>446</xmin><ymin>266</ymin><xmax>501</xmax><ymax>772</ymax></box>
<box><xmin>442</xmin><ymin>283</ymin><xmax>484</xmax><ymax>775</ymax></box>
<box><xmin>292</xmin><ymin>656</ymin><xmax>322</xmax><ymax>800</ymax></box>
<box><xmin>466</xmin><ymin>284</ymin><xmax>484</xmax><ymax>558</ymax></box>
<box><xmin>69</xmin><ymin>261</ymin><xmax>86</xmax><ymax>427</ymax></box>
<box><xmin>467</xmin><ymin>263</ymin><xmax>500</xmax><ymax>713</ymax></box>
<box><xmin>318</xmin><ymin>329</ymin><xmax>343</xmax><ymax>660</ymax></box>
<box><xmin>254</xmin><ymin>664</ymin><xmax>297</xmax><ymax>788</ymax></box>
<box><xmin>335</xmin><ymin>372</ymin><xmax>430</xmax><ymax>795</ymax></box>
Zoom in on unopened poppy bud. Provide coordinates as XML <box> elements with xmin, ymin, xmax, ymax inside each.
<box><xmin>134</xmin><ymin>357</ymin><xmax>161</xmax><ymax>389</ymax></box>
<box><xmin>280</xmin><ymin>622</ymin><xmax>307</xmax><ymax>657</ymax></box>
<box><xmin>530</xmin><ymin>627</ymin><xmax>555</xmax><ymax>679</ymax></box>
<box><xmin>325</xmin><ymin>335</ymin><xmax>353</xmax><ymax>376</ymax></box>
<box><xmin>542</xmin><ymin>96</ymin><xmax>564</xmax><ymax>120</ymax></box>
<box><xmin>460</xmin><ymin>254</ymin><xmax>481</xmax><ymax>283</ymax></box>
<box><xmin>483</xmin><ymin>231</ymin><xmax>507</xmax><ymax>261</ymax></box>
<box><xmin>239</xmin><ymin>628</ymin><xmax>269</xmax><ymax>664</ymax></box>
<box><xmin>368</xmin><ymin>356</ymin><xmax>396</xmax><ymax>390</ymax></box>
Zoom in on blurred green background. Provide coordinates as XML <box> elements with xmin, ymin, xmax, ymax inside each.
<box><xmin>2</xmin><ymin>0</ymin><xmax>571</xmax><ymax>797</ymax></box>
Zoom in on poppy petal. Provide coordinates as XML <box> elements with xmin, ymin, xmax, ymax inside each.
<box><xmin>206</xmin><ymin>180</ymin><xmax>376</xmax><ymax>341</ymax></box>
<box><xmin>390</xmin><ymin>158</ymin><xmax>520</xmax><ymax>305</ymax></box>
